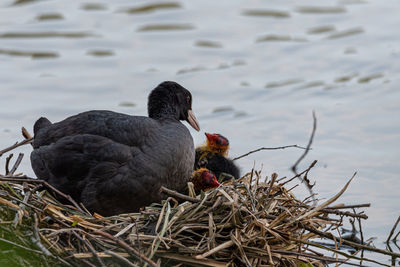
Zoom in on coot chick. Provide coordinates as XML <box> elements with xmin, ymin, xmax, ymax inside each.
<box><xmin>31</xmin><ymin>81</ymin><xmax>200</xmax><ymax>216</ymax></box>
<box><xmin>190</xmin><ymin>168</ymin><xmax>220</xmax><ymax>192</ymax></box>
<box><xmin>194</xmin><ymin>133</ymin><xmax>240</xmax><ymax>181</ymax></box>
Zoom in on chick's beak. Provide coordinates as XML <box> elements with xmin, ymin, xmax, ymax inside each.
<box><xmin>187</xmin><ymin>109</ymin><xmax>200</xmax><ymax>132</ymax></box>
<box><xmin>211</xmin><ymin>178</ymin><xmax>221</xmax><ymax>188</ymax></box>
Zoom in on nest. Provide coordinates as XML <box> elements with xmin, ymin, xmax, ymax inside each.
<box><xmin>0</xmin><ymin>136</ymin><xmax>392</xmax><ymax>266</ymax></box>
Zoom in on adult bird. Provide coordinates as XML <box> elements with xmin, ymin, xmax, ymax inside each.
<box><xmin>31</xmin><ymin>81</ymin><xmax>200</xmax><ymax>216</ymax></box>
<box><xmin>194</xmin><ymin>133</ymin><xmax>240</xmax><ymax>181</ymax></box>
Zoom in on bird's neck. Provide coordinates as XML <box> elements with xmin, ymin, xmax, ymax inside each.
<box><xmin>148</xmin><ymin>103</ymin><xmax>180</xmax><ymax>121</ymax></box>
<box><xmin>199</xmin><ymin>143</ymin><xmax>229</xmax><ymax>156</ymax></box>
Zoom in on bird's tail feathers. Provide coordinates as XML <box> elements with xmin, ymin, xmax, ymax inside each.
<box><xmin>33</xmin><ymin>117</ymin><xmax>52</xmax><ymax>135</ymax></box>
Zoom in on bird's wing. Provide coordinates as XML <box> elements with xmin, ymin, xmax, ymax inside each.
<box><xmin>31</xmin><ymin>134</ymin><xmax>133</xmax><ymax>199</ymax></box>
<box><xmin>31</xmin><ymin>133</ymin><xmax>162</xmax><ymax>215</ymax></box>
<box><xmin>33</xmin><ymin>110</ymin><xmax>158</xmax><ymax>148</ymax></box>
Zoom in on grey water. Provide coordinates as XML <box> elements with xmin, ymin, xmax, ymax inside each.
<box><xmin>0</xmin><ymin>0</ymin><xmax>399</xmax><ymax>265</ymax></box>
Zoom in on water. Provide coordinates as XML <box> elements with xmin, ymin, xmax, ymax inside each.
<box><xmin>0</xmin><ymin>0</ymin><xmax>399</xmax><ymax>265</ymax></box>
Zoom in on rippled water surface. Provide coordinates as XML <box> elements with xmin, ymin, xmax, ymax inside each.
<box><xmin>1</xmin><ymin>0</ymin><xmax>400</xmax><ymax>264</ymax></box>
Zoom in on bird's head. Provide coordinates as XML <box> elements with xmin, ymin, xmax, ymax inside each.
<box><xmin>191</xmin><ymin>168</ymin><xmax>220</xmax><ymax>192</ymax></box>
<box><xmin>205</xmin><ymin>133</ymin><xmax>230</xmax><ymax>156</ymax></box>
<box><xmin>148</xmin><ymin>81</ymin><xmax>200</xmax><ymax>131</ymax></box>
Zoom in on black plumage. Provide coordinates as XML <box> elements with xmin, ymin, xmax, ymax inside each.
<box><xmin>194</xmin><ymin>133</ymin><xmax>240</xmax><ymax>181</ymax></box>
<box><xmin>31</xmin><ymin>81</ymin><xmax>200</xmax><ymax>216</ymax></box>
<box><xmin>195</xmin><ymin>153</ymin><xmax>240</xmax><ymax>181</ymax></box>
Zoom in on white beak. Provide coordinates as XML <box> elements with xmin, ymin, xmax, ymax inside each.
<box><xmin>187</xmin><ymin>109</ymin><xmax>200</xmax><ymax>131</ymax></box>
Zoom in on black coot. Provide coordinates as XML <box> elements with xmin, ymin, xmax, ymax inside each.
<box><xmin>31</xmin><ymin>81</ymin><xmax>200</xmax><ymax>216</ymax></box>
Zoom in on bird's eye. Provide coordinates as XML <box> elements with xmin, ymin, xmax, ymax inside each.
<box><xmin>186</xmin><ymin>96</ymin><xmax>190</xmax><ymax>104</ymax></box>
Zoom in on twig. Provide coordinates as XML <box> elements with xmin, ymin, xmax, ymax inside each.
<box><xmin>233</xmin><ymin>145</ymin><xmax>307</xmax><ymax>161</ymax></box>
<box><xmin>264</xmin><ymin>173</ymin><xmax>277</xmax><ymax>209</ymax></box>
<box><xmin>292</xmin><ymin>203</ymin><xmax>368</xmax><ymax>219</ymax></box>
<box><xmin>386</xmin><ymin>215</ymin><xmax>400</xmax><ymax>243</ymax></box>
<box><xmin>266</xmin><ymin>173</ymin><xmax>277</xmax><ymax>197</ymax></box>
<box><xmin>289</xmin><ymin>112</ymin><xmax>318</xmax><ymax>206</ymax></box>
<box><xmin>31</xmin><ymin>214</ymin><xmax>53</xmax><ymax>257</ymax></box>
<box><xmin>303</xmin><ymin>224</ymin><xmax>400</xmax><ymax>258</ymax></box>
<box><xmin>9</xmin><ymin>153</ymin><xmax>24</xmax><ymax>175</ymax></box>
<box><xmin>0</xmin><ymin>236</ymin><xmax>44</xmax><ymax>254</ymax></box>
<box><xmin>0</xmin><ymin>175</ymin><xmax>85</xmax><ymax>214</ymax></box>
<box><xmin>323</xmin><ymin>209</ymin><xmax>367</xmax><ymax>219</ymax></box>
<box><xmin>269</xmin><ymin>249</ymin><xmax>366</xmax><ymax>266</ymax></box>
<box><xmin>6</xmin><ymin>193</ymin><xmax>43</xmax><ymax>212</ymax></box>
<box><xmin>394</xmin><ymin>230</ymin><xmax>400</xmax><ymax>241</ymax></box>
<box><xmin>5</xmin><ymin>154</ymin><xmax>13</xmax><ymax>174</ymax></box>
<box><xmin>291</xmin><ymin>172</ymin><xmax>356</xmax><ymax>223</ymax></box>
<box><xmin>13</xmin><ymin>182</ymin><xmax>31</xmax><ymax>226</ymax></box>
<box><xmin>81</xmin><ymin>259</ymin><xmax>96</xmax><ymax>267</ymax></box>
<box><xmin>104</xmin><ymin>250</ymin><xmax>139</xmax><ymax>267</ymax></box>
<box><xmin>291</xmin><ymin>111</ymin><xmax>317</xmax><ymax>173</ymax></box>
<box><xmin>195</xmin><ymin>240</ymin><xmax>234</xmax><ymax>259</ymax></box>
<box><xmin>0</xmin><ymin>138</ymin><xmax>33</xmax><ymax>157</ymax></box>
<box><xmin>293</xmin><ymin>238</ymin><xmax>391</xmax><ymax>267</ymax></box>
<box><xmin>354</xmin><ymin>208</ymin><xmax>365</xmax><ymax>264</ymax></box>
<box><xmin>94</xmin><ymin>230</ymin><xmax>158</xmax><ymax>267</ymax></box>
<box><xmin>160</xmin><ymin>186</ymin><xmax>213</xmax><ymax>206</ymax></box>
<box><xmin>336</xmin><ymin>241</ymin><xmax>373</xmax><ymax>267</ymax></box>
<box><xmin>279</xmin><ymin>160</ymin><xmax>317</xmax><ymax>186</ymax></box>
<box><xmin>22</xmin><ymin>127</ymin><xmax>33</xmax><ymax>140</ymax></box>
<box><xmin>324</xmin><ymin>204</ymin><xmax>371</xmax><ymax>210</ymax></box>
<box><xmin>72</xmin><ymin>231</ymin><xmax>106</xmax><ymax>267</ymax></box>
<box><xmin>146</xmin><ymin>201</ymin><xmax>171</xmax><ymax>266</ymax></box>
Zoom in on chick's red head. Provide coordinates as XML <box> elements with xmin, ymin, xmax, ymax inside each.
<box><xmin>191</xmin><ymin>168</ymin><xmax>220</xmax><ymax>191</ymax></box>
<box><xmin>205</xmin><ymin>133</ymin><xmax>229</xmax><ymax>155</ymax></box>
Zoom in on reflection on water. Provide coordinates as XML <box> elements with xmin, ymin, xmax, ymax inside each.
<box><xmin>327</xmin><ymin>27</ymin><xmax>364</xmax><ymax>39</ymax></box>
<box><xmin>81</xmin><ymin>3</ymin><xmax>107</xmax><ymax>11</ymax></box>
<box><xmin>344</xmin><ymin>47</ymin><xmax>357</xmax><ymax>54</ymax></box>
<box><xmin>177</xmin><ymin>66</ymin><xmax>206</xmax><ymax>75</ymax></box>
<box><xmin>137</xmin><ymin>24</ymin><xmax>194</xmax><ymax>32</ymax></box>
<box><xmin>256</xmin><ymin>34</ymin><xmax>307</xmax><ymax>42</ymax></box>
<box><xmin>295</xmin><ymin>6</ymin><xmax>347</xmax><ymax>14</ymax></box>
<box><xmin>195</xmin><ymin>40</ymin><xmax>222</xmax><ymax>48</ymax></box>
<box><xmin>242</xmin><ymin>9</ymin><xmax>290</xmax><ymax>18</ymax></box>
<box><xmin>213</xmin><ymin>106</ymin><xmax>234</xmax><ymax>113</ymax></box>
<box><xmin>0</xmin><ymin>32</ymin><xmax>95</xmax><ymax>38</ymax></box>
<box><xmin>231</xmin><ymin>60</ymin><xmax>246</xmax><ymax>66</ymax></box>
<box><xmin>177</xmin><ymin>60</ymin><xmax>245</xmax><ymax>75</ymax></box>
<box><xmin>118</xmin><ymin>102</ymin><xmax>136</xmax><ymax>107</ymax></box>
<box><xmin>296</xmin><ymin>81</ymin><xmax>325</xmax><ymax>89</ymax></box>
<box><xmin>0</xmin><ymin>48</ymin><xmax>58</xmax><ymax>58</ymax></box>
<box><xmin>234</xmin><ymin>111</ymin><xmax>247</xmax><ymax>118</ymax></box>
<box><xmin>358</xmin><ymin>73</ymin><xmax>384</xmax><ymax>83</ymax></box>
<box><xmin>266</xmin><ymin>79</ymin><xmax>303</xmax><ymax>88</ymax></box>
<box><xmin>121</xmin><ymin>2</ymin><xmax>181</xmax><ymax>14</ymax></box>
<box><xmin>0</xmin><ymin>0</ymin><xmax>400</xmax><ymax>263</ymax></box>
<box><xmin>36</xmin><ymin>13</ymin><xmax>64</xmax><ymax>21</ymax></box>
<box><xmin>339</xmin><ymin>0</ymin><xmax>368</xmax><ymax>4</ymax></box>
<box><xmin>307</xmin><ymin>25</ymin><xmax>336</xmax><ymax>34</ymax></box>
<box><xmin>334</xmin><ymin>73</ymin><xmax>359</xmax><ymax>83</ymax></box>
<box><xmin>86</xmin><ymin>50</ymin><xmax>114</xmax><ymax>57</ymax></box>
<box><xmin>12</xmin><ymin>0</ymin><xmax>38</xmax><ymax>5</ymax></box>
